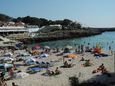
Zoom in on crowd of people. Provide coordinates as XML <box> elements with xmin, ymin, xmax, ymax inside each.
<box><xmin>0</xmin><ymin>43</ymin><xmax>112</xmax><ymax>86</ymax></box>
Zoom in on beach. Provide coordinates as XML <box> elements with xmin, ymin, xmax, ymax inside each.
<box><xmin>5</xmin><ymin>48</ymin><xmax>115</xmax><ymax>86</ymax></box>
<box><xmin>1</xmin><ymin>0</ymin><xmax>115</xmax><ymax>86</ymax></box>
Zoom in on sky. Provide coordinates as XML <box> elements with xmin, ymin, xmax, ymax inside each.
<box><xmin>0</xmin><ymin>0</ymin><xmax>115</xmax><ymax>27</ymax></box>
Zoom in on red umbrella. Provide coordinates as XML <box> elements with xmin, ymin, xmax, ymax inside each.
<box><xmin>32</xmin><ymin>45</ymin><xmax>40</xmax><ymax>49</ymax></box>
<box><xmin>93</xmin><ymin>48</ymin><xmax>101</xmax><ymax>54</ymax></box>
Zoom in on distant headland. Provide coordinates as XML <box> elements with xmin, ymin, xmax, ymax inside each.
<box><xmin>0</xmin><ymin>13</ymin><xmax>115</xmax><ymax>43</ymax></box>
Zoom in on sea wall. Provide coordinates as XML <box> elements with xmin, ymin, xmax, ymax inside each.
<box><xmin>20</xmin><ymin>29</ymin><xmax>102</xmax><ymax>44</ymax></box>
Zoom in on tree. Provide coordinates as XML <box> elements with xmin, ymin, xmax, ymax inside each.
<box><xmin>22</xmin><ymin>16</ymin><xmax>41</xmax><ymax>26</ymax></box>
<box><xmin>62</xmin><ymin>19</ymin><xmax>72</xmax><ymax>26</ymax></box>
<box><xmin>12</xmin><ymin>17</ymin><xmax>23</xmax><ymax>22</ymax></box>
<box><xmin>39</xmin><ymin>18</ymin><xmax>49</xmax><ymax>27</ymax></box>
<box><xmin>0</xmin><ymin>13</ymin><xmax>12</xmax><ymax>22</ymax></box>
<box><xmin>70</xmin><ymin>22</ymin><xmax>82</xmax><ymax>29</ymax></box>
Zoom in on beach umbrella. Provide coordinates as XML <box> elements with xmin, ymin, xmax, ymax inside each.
<box><xmin>65</xmin><ymin>45</ymin><xmax>73</xmax><ymax>49</ymax></box>
<box><xmin>32</xmin><ymin>45</ymin><xmax>40</xmax><ymax>49</ymax></box>
<box><xmin>67</xmin><ymin>54</ymin><xmax>77</xmax><ymax>58</ymax></box>
<box><xmin>44</xmin><ymin>46</ymin><xmax>50</xmax><ymax>49</ymax></box>
<box><xmin>93</xmin><ymin>47</ymin><xmax>102</xmax><ymax>54</ymax></box>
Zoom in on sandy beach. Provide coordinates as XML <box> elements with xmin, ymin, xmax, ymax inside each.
<box><xmin>1</xmin><ymin>0</ymin><xmax>115</xmax><ymax>86</ymax></box>
<box><xmin>5</xmin><ymin>49</ymin><xmax>115</xmax><ymax>86</ymax></box>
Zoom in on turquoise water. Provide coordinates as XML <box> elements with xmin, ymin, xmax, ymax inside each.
<box><xmin>36</xmin><ymin>32</ymin><xmax>115</xmax><ymax>51</ymax></box>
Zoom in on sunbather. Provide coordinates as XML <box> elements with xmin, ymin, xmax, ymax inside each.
<box><xmin>0</xmin><ymin>71</ymin><xmax>5</xmax><ymax>79</ymax></box>
<box><xmin>55</xmin><ymin>67</ymin><xmax>61</xmax><ymax>75</ymax></box>
<box><xmin>92</xmin><ymin>63</ymin><xmax>107</xmax><ymax>74</ymax></box>
<box><xmin>83</xmin><ymin>59</ymin><xmax>92</xmax><ymax>67</ymax></box>
<box><xmin>46</xmin><ymin>69</ymin><xmax>51</xmax><ymax>75</ymax></box>
<box><xmin>97</xmin><ymin>63</ymin><xmax>107</xmax><ymax>73</ymax></box>
<box><xmin>80</xmin><ymin>57</ymin><xmax>85</xmax><ymax>61</ymax></box>
<box><xmin>43</xmin><ymin>67</ymin><xmax>61</xmax><ymax>76</ymax></box>
<box><xmin>50</xmin><ymin>71</ymin><xmax>55</xmax><ymax>75</ymax></box>
<box><xmin>63</xmin><ymin>61</ymin><xmax>73</xmax><ymax>68</ymax></box>
<box><xmin>0</xmin><ymin>78</ymin><xmax>7</xmax><ymax>86</ymax></box>
<box><xmin>12</xmin><ymin>82</ymin><xmax>18</xmax><ymax>86</ymax></box>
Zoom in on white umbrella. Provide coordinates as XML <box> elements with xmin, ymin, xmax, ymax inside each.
<box><xmin>65</xmin><ymin>45</ymin><xmax>73</xmax><ymax>49</ymax></box>
<box><xmin>44</xmin><ymin>46</ymin><xmax>50</xmax><ymax>49</ymax></box>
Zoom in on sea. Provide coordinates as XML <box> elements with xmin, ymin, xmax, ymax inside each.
<box><xmin>30</xmin><ymin>32</ymin><xmax>115</xmax><ymax>51</ymax></box>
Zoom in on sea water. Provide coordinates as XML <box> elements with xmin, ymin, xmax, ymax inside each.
<box><xmin>30</xmin><ymin>32</ymin><xmax>115</xmax><ymax>51</ymax></box>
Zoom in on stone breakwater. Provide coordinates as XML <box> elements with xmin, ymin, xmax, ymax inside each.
<box><xmin>20</xmin><ymin>29</ymin><xmax>102</xmax><ymax>44</ymax></box>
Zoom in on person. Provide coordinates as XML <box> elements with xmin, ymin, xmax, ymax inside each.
<box><xmin>83</xmin><ymin>59</ymin><xmax>92</xmax><ymax>67</ymax></box>
<box><xmin>9</xmin><ymin>68</ymin><xmax>14</xmax><ymax>78</ymax></box>
<box><xmin>0</xmin><ymin>78</ymin><xmax>7</xmax><ymax>86</ymax></box>
<box><xmin>46</xmin><ymin>69</ymin><xmax>51</xmax><ymax>75</ymax></box>
<box><xmin>55</xmin><ymin>67</ymin><xmax>61</xmax><ymax>75</ymax></box>
<box><xmin>12</xmin><ymin>82</ymin><xmax>18</xmax><ymax>86</ymax></box>
<box><xmin>98</xmin><ymin>63</ymin><xmax>104</xmax><ymax>70</ymax></box>
<box><xmin>50</xmin><ymin>71</ymin><xmax>55</xmax><ymax>75</ymax></box>
<box><xmin>0</xmin><ymin>71</ymin><xmax>5</xmax><ymax>79</ymax></box>
<box><xmin>77</xmin><ymin>45</ymin><xmax>80</xmax><ymax>53</ymax></box>
<box><xmin>80</xmin><ymin>57</ymin><xmax>85</xmax><ymax>61</ymax></box>
<box><xmin>92</xmin><ymin>63</ymin><xmax>107</xmax><ymax>74</ymax></box>
<box><xmin>97</xmin><ymin>63</ymin><xmax>107</xmax><ymax>73</ymax></box>
<box><xmin>12</xmin><ymin>61</ymin><xmax>17</xmax><ymax>70</ymax></box>
<box><xmin>64</xmin><ymin>61</ymin><xmax>69</xmax><ymax>67</ymax></box>
<box><xmin>55</xmin><ymin>48</ymin><xmax>59</xmax><ymax>53</ymax></box>
<box><xmin>75</xmin><ymin>47</ymin><xmax>78</xmax><ymax>53</ymax></box>
<box><xmin>64</xmin><ymin>61</ymin><xmax>72</xmax><ymax>68</ymax></box>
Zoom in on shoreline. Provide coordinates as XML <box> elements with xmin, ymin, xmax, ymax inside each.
<box><xmin>20</xmin><ymin>29</ymin><xmax>102</xmax><ymax>44</ymax></box>
<box><xmin>19</xmin><ymin>28</ymin><xmax>115</xmax><ymax>44</ymax></box>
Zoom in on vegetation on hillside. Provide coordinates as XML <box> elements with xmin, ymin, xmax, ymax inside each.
<box><xmin>0</xmin><ymin>13</ymin><xmax>12</xmax><ymax>22</ymax></box>
<box><xmin>0</xmin><ymin>13</ymin><xmax>82</xmax><ymax>30</ymax></box>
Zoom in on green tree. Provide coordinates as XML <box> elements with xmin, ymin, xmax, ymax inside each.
<box><xmin>0</xmin><ymin>13</ymin><xmax>12</xmax><ymax>22</ymax></box>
